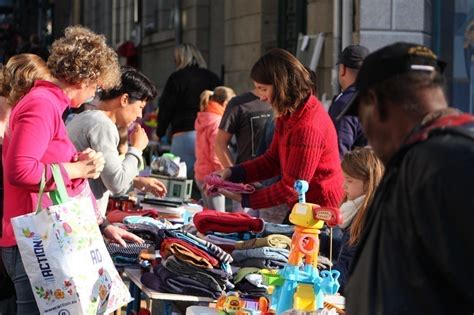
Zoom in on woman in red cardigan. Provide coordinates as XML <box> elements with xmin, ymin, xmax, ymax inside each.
<box><xmin>217</xmin><ymin>48</ymin><xmax>344</xmax><ymax>214</ymax></box>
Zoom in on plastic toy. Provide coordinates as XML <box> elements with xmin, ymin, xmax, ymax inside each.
<box><xmin>261</xmin><ymin>180</ymin><xmax>342</xmax><ymax>314</ymax></box>
<box><xmin>216</xmin><ymin>291</ymin><xmax>274</xmax><ymax>315</ymax></box>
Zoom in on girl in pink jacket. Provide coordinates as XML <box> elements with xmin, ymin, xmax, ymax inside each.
<box><xmin>194</xmin><ymin>86</ymin><xmax>235</xmax><ymax>211</ymax></box>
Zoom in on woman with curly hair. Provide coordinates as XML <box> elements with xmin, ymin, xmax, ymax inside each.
<box><xmin>0</xmin><ymin>26</ymin><xmax>140</xmax><ymax>314</ymax></box>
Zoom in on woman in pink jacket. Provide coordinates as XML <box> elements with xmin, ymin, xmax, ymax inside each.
<box><xmin>1</xmin><ymin>27</ymin><xmax>141</xmax><ymax>314</ymax></box>
<box><xmin>194</xmin><ymin>86</ymin><xmax>235</xmax><ymax>211</ymax></box>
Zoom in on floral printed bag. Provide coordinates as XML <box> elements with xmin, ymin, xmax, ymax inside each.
<box><xmin>11</xmin><ymin>164</ymin><xmax>132</xmax><ymax>314</ymax></box>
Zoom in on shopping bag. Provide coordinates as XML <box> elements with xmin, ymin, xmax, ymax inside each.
<box><xmin>11</xmin><ymin>164</ymin><xmax>132</xmax><ymax>314</ymax></box>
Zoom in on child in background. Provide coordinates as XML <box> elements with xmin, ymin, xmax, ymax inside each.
<box><xmin>194</xmin><ymin>86</ymin><xmax>235</xmax><ymax>211</ymax></box>
<box><xmin>333</xmin><ymin>147</ymin><xmax>384</xmax><ymax>292</ymax></box>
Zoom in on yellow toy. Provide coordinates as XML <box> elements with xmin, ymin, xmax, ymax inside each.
<box><xmin>262</xmin><ymin>180</ymin><xmax>342</xmax><ymax>314</ymax></box>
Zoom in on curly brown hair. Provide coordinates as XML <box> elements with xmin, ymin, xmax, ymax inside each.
<box><xmin>0</xmin><ymin>53</ymin><xmax>51</xmax><ymax>107</ymax></box>
<box><xmin>47</xmin><ymin>25</ymin><xmax>120</xmax><ymax>89</ymax></box>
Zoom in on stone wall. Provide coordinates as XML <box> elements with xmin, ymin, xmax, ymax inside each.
<box><xmin>358</xmin><ymin>0</ymin><xmax>432</xmax><ymax>51</ymax></box>
<box><xmin>224</xmin><ymin>0</ymin><xmax>277</xmax><ymax>94</ymax></box>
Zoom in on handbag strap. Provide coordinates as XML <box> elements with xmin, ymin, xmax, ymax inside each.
<box><xmin>35</xmin><ymin>167</ymin><xmax>47</xmax><ymax>213</ymax></box>
<box><xmin>49</xmin><ymin>164</ymin><xmax>70</xmax><ymax>205</ymax></box>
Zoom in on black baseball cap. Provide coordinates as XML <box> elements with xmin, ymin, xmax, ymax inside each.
<box><xmin>336</xmin><ymin>42</ymin><xmax>447</xmax><ymax>120</ymax></box>
<box><xmin>337</xmin><ymin>45</ymin><xmax>370</xmax><ymax>69</ymax></box>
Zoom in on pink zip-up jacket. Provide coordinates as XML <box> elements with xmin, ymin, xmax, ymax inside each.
<box><xmin>194</xmin><ymin>106</ymin><xmax>224</xmax><ymax>182</ymax></box>
<box><xmin>0</xmin><ymin>80</ymin><xmax>86</xmax><ymax>247</ymax></box>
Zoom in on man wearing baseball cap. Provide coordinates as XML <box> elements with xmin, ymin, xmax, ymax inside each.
<box><xmin>343</xmin><ymin>42</ymin><xmax>474</xmax><ymax>314</ymax></box>
<box><xmin>328</xmin><ymin>44</ymin><xmax>370</xmax><ymax>159</ymax></box>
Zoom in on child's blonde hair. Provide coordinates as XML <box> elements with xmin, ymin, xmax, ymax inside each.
<box><xmin>341</xmin><ymin>147</ymin><xmax>384</xmax><ymax>245</ymax></box>
<box><xmin>199</xmin><ymin>86</ymin><xmax>235</xmax><ymax>112</ymax></box>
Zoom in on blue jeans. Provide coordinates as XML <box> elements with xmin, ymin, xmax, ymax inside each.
<box><xmin>171</xmin><ymin>131</ymin><xmax>196</xmax><ymax>180</ymax></box>
<box><xmin>1</xmin><ymin>246</ymin><xmax>39</xmax><ymax>315</ymax></box>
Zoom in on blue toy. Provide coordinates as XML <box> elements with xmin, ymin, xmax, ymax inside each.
<box><xmin>261</xmin><ymin>180</ymin><xmax>342</xmax><ymax>314</ymax></box>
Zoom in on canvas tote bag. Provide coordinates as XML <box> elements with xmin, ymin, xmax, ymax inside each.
<box><xmin>11</xmin><ymin>164</ymin><xmax>132</xmax><ymax>314</ymax></box>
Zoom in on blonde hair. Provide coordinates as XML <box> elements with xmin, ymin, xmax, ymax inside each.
<box><xmin>341</xmin><ymin>147</ymin><xmax>384</xmax><ymax>246</ymax></box>
<box><xmin>47</xmin><ymin>25</ymin><xmax>120</xmax><ymax>89</ymax></box>
<box><xmin>0</xmin><ymin>53</ymin><xmax>52</xmax><ymax>107</ymax></box>
<box><xmin>174</xmin><ymin>43</ymin><xmax>207</xmax><ymax>70</ymax></box>
<box><xmin>199</xmin><ymin>86</ymin><xmax>235</xmax><ymax>111</ymax></box>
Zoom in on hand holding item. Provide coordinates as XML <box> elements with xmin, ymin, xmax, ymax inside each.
<box><xmin>129</xmin><ymin>123</ymin><xmax>149</xmax><ymax>151</ymax></box>
<box><xmin>213</xmin><ymin>168</ymin><xmax>232</xmax><ymax>180</ymax></box>
<box><xmin>134</xmin><ymin>176</ymin><xmax>167</xmax><ymax>197</ymax></box>
<box><xmin>102</xmin><ymin>224</ymin><xmax>144</xmax><ymax>247</ymax></box>
<box><xmin>66</xmin><ymin>148</ymin><xmax>105</xmax><ymax>179</ymax></box>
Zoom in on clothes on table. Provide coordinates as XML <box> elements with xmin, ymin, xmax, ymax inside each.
<box><xmin>234</xmin><ymin>279</ymin><xmax>267</xmax><ymax>298</ymax></box>
<box><xmin>106</xmin><ymin>241</ymin><xmax>154</xmax><ymax>259</ymax></box>
<box><xmin>235</xmin><ymin>258</ymin><xmax>286</xmax><ymax>269</ymax></box>
<box><xmin>260</xmin><ymin>222</ymin><xmax>294</xmax><ymax>237</ymax></box>
<box><xmin>194</xmin><ymin>210</ymin><xmax>264</xmax><ymax>234</ymax></box>
<box><xmin>141</xmin><ymin>265</ymin><xmax>222</xmax><ymax>299</ymax></box>
<box><xmin>123</xmin><ymin>216</ymin><xmax>177</xmax><ymax>229</ymax></box>
<box><xmin>170</xmin><ymin>230</ymin><xmax>233</xmax><ymax>264</ymax></box>
<box><xmin>107</xmin><ymin>209</ymin><xmax>160</xmax><ymax>223</ymax></box>
<box><xmin>123</xmin><ymin>223</ymin><xmax>162</xmax><ymax>244</ymax></box>
<box><xmin>157</xmin><ymin>229</ymin><xmax>233</xmax><ymax>268</ymax></box>
<box><xmin>162</xmin><ymin>256</ymin><xmax>232</xmax><ymax>291</ymax></box>
<box><xmin>232</xmin><ymin>247</ymin><xmax>289</xmax><ymax>262</ymax></box>
<box><xmin>234</xmin><ymin>234</ymin><xmax>291</xmax><ymax>250</ymax></box>
<box><xmin>232</xmin><ymin>247</ymin><xmax>289</xmax><ymax>270</ymax></box>
<box><xmin>232</xmin><ymin>267</ymin><xmax>259</xmax><ymax>283</ymax></box>
<box><xmin>160</xmin><ymin>238</ymin><xmax>219</xmax><ymax>269</ymax></box>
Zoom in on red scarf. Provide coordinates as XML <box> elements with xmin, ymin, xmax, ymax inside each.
<box><xmin>405</xmin><ymin>109</ymin><xmax>474</xmax><ymax>145</ymax></box>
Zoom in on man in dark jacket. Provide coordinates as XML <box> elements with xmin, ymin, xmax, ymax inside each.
<box><xmin>340</xmin><ymin>42</ymin><xmax>474</xmax><ymax>314</ymax></box>
<box><xmin>329</xmin><ymin>44</ymin><xmax>369</xmax><ymax>159</ymax></box>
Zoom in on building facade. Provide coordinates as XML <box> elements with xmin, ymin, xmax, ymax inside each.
<box><xmin>51</xmin><ymin>0</ymin><xmax>473</xmax><ymax>113</ymax></box>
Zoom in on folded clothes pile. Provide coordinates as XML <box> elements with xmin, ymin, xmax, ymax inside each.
<box><xmin>234</xmin><ymin>234</ymin><xmax>292</xmax><ymax>250</ymax></box>
<box><xmin>141</xmin><ymin>265</ymin><xmax>222</xmax><ymax>299</ymax></box>
<box><xmin>106</xmin><ymin>240</ymin><xmax>154</xmax><ymax>267</ymax></box>
<box><xmin>232</xmin><ymin>247</ymin><xmax>290</xmax><ymax>269</ymax></box>
<box><xmin>260</xmin><ymin>222</ymin><xmax>294</xmax><ymax>237</ymax></box>
<box><xmin>141</xmin><ymin>228</ymin><xmax>234</xmax><ymax>296</ymax></box>
<box><xmin>233</xmin><ymin>267</ymin><xmax>267</xmax><ymax>298</ymax></box>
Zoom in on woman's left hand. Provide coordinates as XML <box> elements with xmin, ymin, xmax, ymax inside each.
<box><xmin>218</xmin><ymin>188</ymin><xmax>242</xmax><ymax>202</ymax></box>
<box><xmin>134</xmin><ymin>176</ymin><xmax>167</xmax><ymax>197</ymax></box>
<box><xmin>102</xmin><ymin>225</ymin><xmax>144</xmax><ymax>247</ymax></box>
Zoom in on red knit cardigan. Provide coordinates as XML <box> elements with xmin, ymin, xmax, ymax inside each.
<box><xmin>231</xmin><ymin>95</ymin><xmax>344</xmax><ymax>210</ymax></box>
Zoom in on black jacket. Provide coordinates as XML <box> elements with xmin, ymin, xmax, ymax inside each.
<box><xmin>345</xmin><ymin>115</ymin><xmax>474</xmax><ymax>315</ymax></box>
<box><xmin>156</xmin><ymin>65</ymin><xmax>221</xmax><ymax>137</ymax></box>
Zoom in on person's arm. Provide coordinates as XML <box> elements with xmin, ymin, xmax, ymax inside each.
<box><xmin>133</xmin><ymin>176</ymin><xmax>167</xmax><ymax>197</ymax></box>
<box><xmin>335</xmin><ymin>116</ymin><xmax>358</xmax><ymax>159</ymax></box>
<box><xmin>5</xmin><ymin>97</ymin><xmax>101</xmax><ymax>191</ymax></box>
<box><xmin>156</xmin><ymin>74</ymin><xmax>177</xmax><ymax>138</ymax></box>
<box><xmin>87</xmin><ymin>122</ymin><xmax>145</xmax><ymax>195</ymax></box>
<box><xmin>215</xmin><ymin>129</ymin><xmax>234</xmax><ymax>168</ymax></box>
<box><xmin>241</xmin><ymin>126</ymin><xmax>325</xmax><ymax>209</ymax></box>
